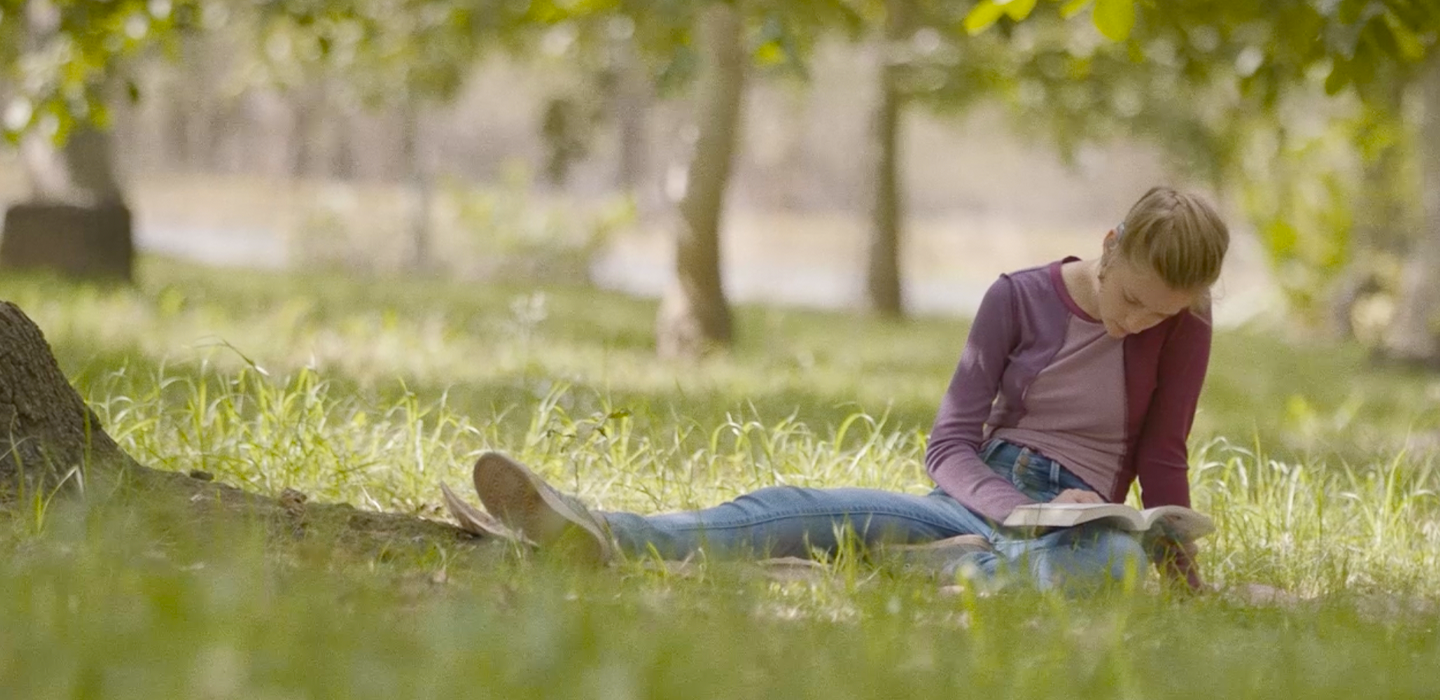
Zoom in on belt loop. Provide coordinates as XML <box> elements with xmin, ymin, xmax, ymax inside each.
<box><xmin>1049</xmin><ymin>457</ymin><xmax>1061</xmax><ymax>492</ymax></box>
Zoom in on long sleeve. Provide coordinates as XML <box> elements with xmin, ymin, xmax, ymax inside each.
<box><xmin>1133</xmin><ymin>310</ymin><xmax>1212</xmax><ymax>590</ymax></box>
<box><xmin>925</xmin><ymin>276</ymin><xmax>1035</xmax><ymax>522</ymax></box>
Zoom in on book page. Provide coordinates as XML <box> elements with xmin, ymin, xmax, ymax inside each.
<box><xmin>1140</xmin><ymin>506</ymin><xmax>1215</xmax><ymax>541</ymax></box>
<box><xmin>1005</xmin><ymin>503</ymin><xmax>1214</xmax><ymax>540</ymax></box>
<box><xmin>1003</xmin><ymin>503</ymin><xmax>1143</xmax><ymax>530</ymax></box>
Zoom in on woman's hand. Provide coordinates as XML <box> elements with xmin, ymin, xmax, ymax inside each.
<box><xmin>1050</xmin><ymin>488</ymin><xmax>1106</xmax><ymax>505</ymax></box>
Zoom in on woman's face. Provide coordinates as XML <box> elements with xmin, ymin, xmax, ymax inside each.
<box><xmin>1096</xmin><ymin>241</ymin><xmax>1199</xmax><ymax>338</ymax></box>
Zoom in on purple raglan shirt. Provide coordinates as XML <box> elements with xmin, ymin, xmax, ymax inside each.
<box><xmin>925</xmin><ymin>259</ymin><xmax>1211</xmax><ymax>586</ymax></box>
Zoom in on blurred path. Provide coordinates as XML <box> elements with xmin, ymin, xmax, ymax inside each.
<box><xmin>138</xmin><ymin>224</ymin><xmax>288</xmax><ymax>269</ymax></box>
<box><xmin>1</xmin><ymin>172</ymin><xmax>1279</xmax><ymax>327</ymax></box>
<box><xmin>591</xmin><ymin>209</ymin><xmax>1279</xmax><ymax>327</ymax></box>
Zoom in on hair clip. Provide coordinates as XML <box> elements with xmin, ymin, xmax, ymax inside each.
<box><xmin>1115</xmin><ymin>222</ymin><xmax>1126</xmax><ymax>239</ymax></box>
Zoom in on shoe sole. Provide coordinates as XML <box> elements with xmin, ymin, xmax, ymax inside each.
<box><xmin>472</xmin><ymin>452</ymin><xmax>611</xmax><ymax>564</ymax></box>
<box><xmin>438</xmin><ymin>481</ymin><xmax>534</xmax><ymax>545</ymax></box>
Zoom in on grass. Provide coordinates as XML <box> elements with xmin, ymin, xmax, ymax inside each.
<box><xmin>1</xmin><ymin>256</ymin><xmax>1439</xmax><ymax>697</ymax></box>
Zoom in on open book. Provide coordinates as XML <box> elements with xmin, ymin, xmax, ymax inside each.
<box><xmin>1002</xmin><ymin>503</ymin><xmax>1215</xmax><ymax>542</ymax></box>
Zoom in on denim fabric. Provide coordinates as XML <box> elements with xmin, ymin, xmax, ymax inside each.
<box><xmin>599</xmin><ymin>439</ymin><xmax>1147</xmax><ymax>590</ymax></box>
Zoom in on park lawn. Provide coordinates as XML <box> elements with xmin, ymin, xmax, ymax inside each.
<box><xmin>0</xmin><ymin>256</ymin><xmax>1437</xmax><ymax>698</ymax></box>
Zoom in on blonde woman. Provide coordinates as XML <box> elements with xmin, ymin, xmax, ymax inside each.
<box><xmin>472</xmin><ymin>186</ymin><xmax>1229</xmax><ymax>592</ymax></box>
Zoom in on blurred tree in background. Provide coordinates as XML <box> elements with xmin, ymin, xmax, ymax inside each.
<box><xmin>8</xmin><ymin>0</ymin><xmax>1440</xmax><ymax>366</ymax></box>
<box><xmin>0</xmin><ymin>0</ymin><xmax>192</xmax><ymax>282</ymax></box>
<box><xmin>0</xmin><ymin>0</ymin><xmax>549</xmax><ymax>279</ymax></box>
<box><xmin>546</xmin><ymin>0</ymin><xmax>864</xmax><ymax>358</ymax></box>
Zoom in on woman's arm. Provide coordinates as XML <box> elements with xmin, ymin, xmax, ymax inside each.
<box><xmin>1132</xmin><ymin>310</ymin><xmax>1213</xmax><ymax>591</ymax></box>
<box><xmin>925</xmin><ymin>275</ymin><xmax>1036</xmax><ymax>522</ymax></box>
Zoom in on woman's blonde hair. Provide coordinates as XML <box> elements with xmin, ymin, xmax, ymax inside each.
<box><xmin>1113</xmin><ymin>186</ymin><xmax>1230</xmax><ymax>295</ymax></box>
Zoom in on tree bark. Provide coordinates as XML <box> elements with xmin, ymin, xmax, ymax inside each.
<box><xmin>656</xmin><ymin>2</ymin><xmax>745</xmax><ymax>359</ymax></box>
<box><xmin>864</xmin><ymin>0</ymin><xmax>907</xmax><ymax>319</ymax></box>
<box><xmin>1382</xmin><ymin>55</ymin><xmax>1440</xmax><ymax>366</ymax></box>
<box><xmin>0</xmin><ymin>301</ymin><xmax>133</xmax><ymax>492</ymax></box>
<box><xmin>0</xmin><ymin>300</ymin><xmax>483</xmax><ymax>551</ymax></box>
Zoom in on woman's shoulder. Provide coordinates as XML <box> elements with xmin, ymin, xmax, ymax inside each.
<box><xmin>990</xmin><ymin>260</ymin><xmax>1068</xmax><ymax>296</ymax></box>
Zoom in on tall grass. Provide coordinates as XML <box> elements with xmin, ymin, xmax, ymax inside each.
<box><xmin>78</xmin><ymin>351</ymin><xmax>1440</xmax><ymax>600</ymax></box>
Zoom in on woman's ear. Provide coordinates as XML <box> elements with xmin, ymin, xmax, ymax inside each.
<box><xmin>1100</xmin><ymin>229</ymin><xmax>1118</xmax><ymax>268</ymax></box>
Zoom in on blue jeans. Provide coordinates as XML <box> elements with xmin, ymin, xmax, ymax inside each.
<box><xmin>599</xmin><ymin>440</ymin><xmax>1147</xmax><ymax>590</ymax></box>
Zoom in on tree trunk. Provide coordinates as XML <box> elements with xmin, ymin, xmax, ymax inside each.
<box><xmin>1382</xmin><ymin>55</ymin><xmax>1440</xmax><ymax>366</ymax></box>
<box><xmin>611</xmin><ymin>35</ymin><xmax>650</xmax><ymax>196</ymax></box>
<box><xmin>290</xmin><ymin>84</ymin><xmax>325</xmax><ymax>178</ymax></box>
<box><xmin>329</xmin><ymin>101</ymin><xmax>358</xmax><ymax>180</ymax></box>
<box><xmin>1</xmin><ymin>1</ymin><xmax>134</xmax><ymax>282</ymax></box>
<box><xmin>0</xmin><ymin>301</ymin><xmax>483</xmax><ymax>551</ymax></box>
<box><xmin>0</xmin><ymin>301</ymin><xmax>133</xmax><ymax>492</ymax></box>
<box><xmin>656</xmin><ymin>2</ymin><xmax>745</xmax><ymax>359</ymax></box>
<box><xmin>864</xmin><ymin>0</ymin><xmax>907</xmax><ymax>319</ymax></box>
<box><xmin>401</xmin><ymin>101</ymin><xmax>434</xmax><ymax>271</ymax></box>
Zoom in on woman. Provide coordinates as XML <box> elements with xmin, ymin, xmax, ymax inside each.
<box><xmin>470</xmin><ymin>186</ymin><xmax>1228</xmax><ymax>592</ymax></box>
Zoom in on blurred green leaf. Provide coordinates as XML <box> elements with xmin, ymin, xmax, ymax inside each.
<box><xmin>754</xmin><ymin>41</ymin><xmax>785</xmax><ymax>65</ymax></box>
<box><xmin>1324</xmin><ymin>58</ymin><xmax>1350</xmax><ymax>95</ymax></box>
<box><xmin>1059</xmin><ymin>0</ymin><xmax>1091</xmax><ymax>20</ymax></box>
<box><xmin>1336</xmin><ymin>0</ymin><xmax>1368</xmax><ymax>26</ymax></box>
<box><xmin>1092</xmin><ymin>0</ymin><xmax>1134</xmax><ymax>41</ymax></box>
<box><xmin>1003</xmin><ymin>0</ymin><xmax>1039</xmax><ymax>22</ymax></box>
<box><xmin>964</xmin><ymin>0</ymin><xmax>1006</xmax><ymax>35</ymax></box>
<box><xmin>1266</xmin><ymin>220</ymin><xmax>1300</xmax><ymax>259</ymax></box>
<box><xmin>1381</xmin><ymin>10</ymin><xmax>1426</xmax><ymax>61</ymax></box>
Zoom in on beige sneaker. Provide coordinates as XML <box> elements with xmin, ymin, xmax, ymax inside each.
<box><xmin>874</xmin><ymin>534</ymin><xmax>992</xmax><ymax>573</ymax></box>
<box><xmin>471</xmin><ymin>452</ymin><xmax>613</xmax><ymax>565</ymax></box>
<box><xmin>439</xmin><ymin>481</ymin><xmax>533</xmax><ymax>545</ymax></box>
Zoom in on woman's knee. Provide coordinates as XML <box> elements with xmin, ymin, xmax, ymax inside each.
<box><xmin>1037</xmin><ymin>527</ymin><xmax>1147</xmax><ymax>589</ymax></box>
<box><xmin>1085</xmin><ymin>529</ymin><xmax>1148</xmax><ymax>580</ymax></box>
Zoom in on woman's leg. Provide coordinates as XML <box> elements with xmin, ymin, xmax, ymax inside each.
<box><xmin>600</xmin><ymin>485</ymin><xmax>994</xmax><ymax>560</ymax></box>
<box><xmin>960</xmin><ymin>521</ymin><xmax>1148</xmax><ymax>592</ymax></box>
<box><xmin>471</xmin><ymin>451</ymin><xmax>992</xmax><ymax>563</ymax></box>
<box><xmin>945</xmin><ymin>440</ymin><xmax>1147</xmax><ymax>591</ymax></box>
